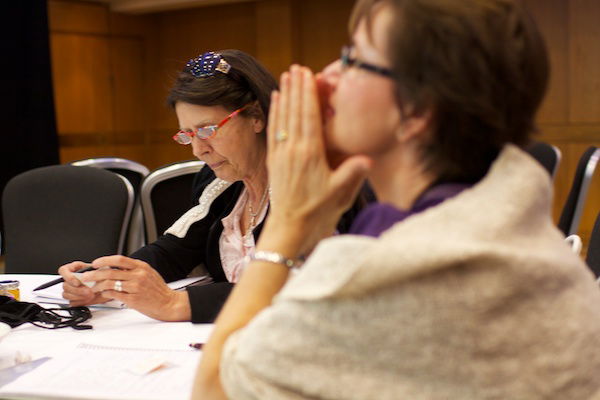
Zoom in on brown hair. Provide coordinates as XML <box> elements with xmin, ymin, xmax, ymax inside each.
<box><xmin>167</xmin><ymin>49</ymin><xmax>278</xmax><ymax>134</ymax></box>
<box><xmin>350</xmin><ymin>0</ymin><xmax>549</xmax><ymax>183</ymax></box>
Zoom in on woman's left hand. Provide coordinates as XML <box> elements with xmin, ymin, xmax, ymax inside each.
<box><xmin>80</xmin><ymin>255</ymin><xmax>191</xmax><ymax>321</ymax></box>
<box><xmin>264</xmin><ymin>65</ymin><xmax>372</xmax><ymax>257</ymax></box>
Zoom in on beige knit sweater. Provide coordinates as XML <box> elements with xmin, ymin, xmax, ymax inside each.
<box><xmin>221</xmin><ymin>145</ymin><xmax>600</xmax><ymax>400</ymax></box>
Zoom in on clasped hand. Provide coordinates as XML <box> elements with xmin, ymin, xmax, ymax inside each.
<box><xmin>263</xmin><ymin>65</ymin><xmax>371</xmax><ymax>257</ymax></box>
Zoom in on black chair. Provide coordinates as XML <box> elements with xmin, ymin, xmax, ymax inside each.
<box><xmin>587</xmin><ymin>211</ymin><xmax>600</xmax><ymax>278</ymax></box>
<box><xmin>558</xmin><ymin>146</ymin><xmax>600</xmax><ymax>236</ymax></box>
<box><xmin>140</xmin><ymin>160</ymin><xmax>205</xmax><ymax>243</ymax></box>
<box><xmin>525</xmin><ymin>141</ymin><xmax>562</xmax><ymax>179</ymax></box>
<box><xmin>2</xmin><ymin>165</ymin><xmax>134</xmax><ymax>274</ymax></box>
<box><xmin>71</xmin><ymin>157</ymin><xmax>150</xmax><ymax>253</ymax></box>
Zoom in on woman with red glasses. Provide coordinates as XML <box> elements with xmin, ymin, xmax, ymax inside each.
<box><xmin>57</xmin><ymin>49</ymin><xmax>367</xmax><ymax>323</ymax></box>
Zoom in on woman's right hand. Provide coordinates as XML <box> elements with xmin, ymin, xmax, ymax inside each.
<box><xmin>58</xmin><ymin>261</ymin><xmax>110</xmax><ymax>306</ymax></box>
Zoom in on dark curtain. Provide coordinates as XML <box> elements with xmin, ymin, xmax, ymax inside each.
<box><xmin>0</xmin><ymin>0</ymin><xmax>59</xmax><ymax>251</ymax></box>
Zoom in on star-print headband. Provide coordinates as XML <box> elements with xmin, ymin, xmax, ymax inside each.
<box><xmin>185</xmin><ymin>51</ymin><xmax>231</xmax><ymax>78</ymax></box>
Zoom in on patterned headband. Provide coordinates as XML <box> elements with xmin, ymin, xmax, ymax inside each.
<box><xmin>185</xmin><ymin>51</ymin><xmax>231</xmax><ymax>78</ymax></box>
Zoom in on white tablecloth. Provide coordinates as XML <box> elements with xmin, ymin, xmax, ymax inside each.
<box><xmin>0</xmin><ymin>274</ymin><xmax>213</xmax><ymax>370</ymax></box>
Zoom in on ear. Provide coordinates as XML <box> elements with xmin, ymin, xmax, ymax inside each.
<box><xmin>396</xmin><ymin>110</ymin><xmax>432</xmax><ymax>144</ymax></box>
<box><xmin>252</xmin><ymin>117</ymin><xmax>265</xmax><ymax>134</ymax></box>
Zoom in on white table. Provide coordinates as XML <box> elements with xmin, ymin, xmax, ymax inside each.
<box><xmin>0</xmin><ymin>274</ymin><xmax>213</xmax><ymax>399</ymax></box>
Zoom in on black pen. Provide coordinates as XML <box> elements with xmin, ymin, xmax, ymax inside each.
<box><xmin>189</xmin><ymin>343</ymin><xmax>204</xmax><ymax>350</ymax></box>
<box><xmin>32</xmin><ymin>264</ymin><xmax>96</xmax><ymax>291</ymax></box>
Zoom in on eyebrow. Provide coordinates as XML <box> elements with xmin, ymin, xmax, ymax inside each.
<box><xmin>180</xmin><ymin>120</ymin><xmax>217</xmax><ymax>131</ymax></box>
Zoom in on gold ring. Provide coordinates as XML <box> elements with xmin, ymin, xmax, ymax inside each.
<box><xmin>275</xmin><ymin>129</ymin><xmax>289</xmax><ymax>142</ymax></box>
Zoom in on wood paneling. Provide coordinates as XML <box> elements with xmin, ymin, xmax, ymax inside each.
<box><xmin>569</xmin><ymin>0</ymin><xmax>600</xmax><ymax>123</ymax></box>
<box><xmin>50</xmin><ymin>34</ymin><xmax>113</xmax><ymax>135</ymax></box>
<box><xmin>297</xmin><ymin>0</ymin><xmax>354</xmax><ymax>72</ymax></box>
<box><xmin>111</xmin><ymin>38</ymin><xmax>146</xmax><ymax>137</ymax></box>
<box><xmin>48</xmin><ymin>0</ymin><xmax>108</xmax><ymax>34</ymax></box>
<box><xmin>109</xmin><ymin>10</ymin><xmax>156</xmax><ymax>37</ymax></box>
<box><xmin>50</xmin><ymin>0</ymin><xmax>151</xmax><ymax>164</ymax></box>
<box><xmin>524</xmin><ymin>0</ymin><xmax>569</xmax><ymax>123</ymax></box>
<box><xmin>49</xmin><ymin>0</ymin><xmax>599</xmax><ymax>252</ymax></box>
<box><xmin>256</xmin><ymin>0</ymin><xmax>297</xmax><ymax>77</ymax></box>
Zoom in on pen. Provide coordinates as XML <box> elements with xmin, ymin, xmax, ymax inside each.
<box><xmin>32</xmin><ymin>264</ymin><xmax>95</xmax><ymax>291</ymax></box>
<box><xmin>189</xmin><ymin>343</ymin><xmax>204</xmax><ymax>350</ymax></box>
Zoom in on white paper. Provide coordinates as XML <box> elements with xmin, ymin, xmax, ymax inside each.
<box><xmin>0</xmin><ymin>343</ymin><xmax>202</xmax><ymax>400</ymax></box>
<box><xmin>166</xmin><ymin>275</ymin><xmax>212</xmax><ymax>290</ymax></box>
<box><xmin>33</xmin><ymin>285</ymin><xmax>125</xmax><ymax>308</ymax></box>
<box><xmin>33</xmin><ymin>276</ymin><xmax>211</xmax><ymax>308</ymax></box>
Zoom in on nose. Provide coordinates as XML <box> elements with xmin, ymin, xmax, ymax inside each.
<box><xmin>320</xmin><ymin>59</ymin><xmax>342</xmax><ymax>88</ymax></box>
<box><xmin>191</xmin><ymin>136</ymin><xmax>212</xmax><ymax>159</ymax></box>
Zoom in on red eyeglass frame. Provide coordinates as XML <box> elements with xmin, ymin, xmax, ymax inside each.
<box><xmin>173</xmin><ymin>104</ymin><xmax>250</xmax><ymax>144</ymax></box>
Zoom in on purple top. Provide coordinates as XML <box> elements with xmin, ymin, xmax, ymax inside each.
<box><xmin>349</xmin><ymin>183</ymin><xmax>471</xmax><ymax>237</ymax></box>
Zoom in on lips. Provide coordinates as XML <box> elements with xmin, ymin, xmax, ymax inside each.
<box><xmin>323</xmin><ymin>105</ymin><xmax>335</xmax><ymax>121</ymax></box>
<box><xmin>208</xmin><ymin>161</ymin><xmax>226</xmax><ymax>169</ymax></box>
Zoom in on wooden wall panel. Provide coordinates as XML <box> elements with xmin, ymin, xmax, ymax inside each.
<box><xmin>50</xmin><ymin>34</ymin><xmax>114</xmax><ymax>136</ymax></box>
<box><xmin>109</xmin><ymin>37</ymin><xmax>148</xmax><ymax>164</ymax></box>
<box><xmin>48</xmin><ymin>0</ymin><xmax>108</xmax><ymax>34</ymax></box>
<box><xmin>523</xmin><ymin>0</ymin><xmax>569</xmax><ymax>123</ymax></box>
<box><xmin>569</xmin><ymin>0</ymin><xmax>600</xmax><ymax>123</ymax></box>
<box><xmin>297</xmin><ymin>0</ymin><xmax>354</xmax><ymax>72</ymax></box>
<box><xmin>109</xmin><ymin>9</ymin><xmax>155</xmax><ymax>37</ymax></box>
<box><xmin>256</xmin><ymin>0</ymin><xmax>297</xmax><ymax>77</ymax></box>
<box><xmin>50</xmin><ymin>0</ymin><xmax>152</xmax><ymax>165</ymax></box>
<box><xmin>60</xmin><ymin>145</ymin><xmax>114</xmax><ymax>163</ymax></box>
<box><xmin>111</xmin><ymin>38</ymin><xmax>146</xmax><ymax>141</ymax></box>
<box><xmin>49</xmin><ymin>0</ymin><xmax>599</xmax><ymax>252</ymax></box>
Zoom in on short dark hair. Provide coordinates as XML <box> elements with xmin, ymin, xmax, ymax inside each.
<box><xmin>167</xmin><ymin>49</ymin><xmax>278</xmax><ymax>133</ymax></box>
<box><xmin>350</xmin><ymin>0</ymin><xmax>549</xmax><ymax>183</ymax></box>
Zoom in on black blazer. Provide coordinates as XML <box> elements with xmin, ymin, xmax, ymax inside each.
<box><xmin>132</xmin><ymin>166</ymin><xmax>368</xmax><ymax>323</ymax></box>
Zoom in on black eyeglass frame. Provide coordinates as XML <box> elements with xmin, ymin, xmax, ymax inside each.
<box><xmin>340</xmin><ymin>46</ymin><xmax>393</xmax><ymax>78</ymax></box>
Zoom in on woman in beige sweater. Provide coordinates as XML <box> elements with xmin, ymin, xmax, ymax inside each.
<box><xmin>194</xmin><ymin>0</ymin><xmax>600</xmax><ymax>399</ymax></box>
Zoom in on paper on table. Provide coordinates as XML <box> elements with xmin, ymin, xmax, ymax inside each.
<box><xmin>33</xmin><ymin>276</ymin><xmax>212</xmax><ymax>308</ymax></box>
<box><xmin>167</xmin><ymin>275</ymin><xmax>213</xmax><ymax>290</ymax></box>
<box><xmin>33</xmin><ymin>285</ymin><xmax>126</xmax><ymax>308</ymax></box>
<box><xmin>0</xmin><ymin>343</ymin><xmax>202</xmax><ymax>400</ymax></box>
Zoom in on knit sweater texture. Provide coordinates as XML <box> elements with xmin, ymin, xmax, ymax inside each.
<box><xmin>221</xmin><ymin>145</ymin><xmax>600</xmax><ymax>400</ymax></box>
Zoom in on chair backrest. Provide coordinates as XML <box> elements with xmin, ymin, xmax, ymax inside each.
<box><xmin>71</xmin><ymin>157</ymin><xmax>150</xmax><ymax>254</ymax></box>
<box><xmin>141</xmin><ymin>160</ymin><xmax>205</xmax><ymax>243</ymax></box>
<box><xmin>2</xmin><ymin>165</ymin><xmax>134</xmax><ymax>274</ymax></box>
<box><xmin>525</xmin><ymin>141</ymin><xmax>562</xmax><ymax>179</ymax></box>
<box><xmin>71</xmin><ymin>157</ymin><xmax>149</xmax><ymax>189</ymax></box>
<box><xmin>565</xmin><ymin>234</ymin><xmax>583</xmax><ymax>255</ymax></box>
<box><xmin>587</xmin><ymin>211</ymin><xmax>600</xmax><ymax>278</ymax></box>
<box><xmin>558</xmin><ymin>146</ymin><xmax>600</xmax><ymax>236</ymax></box>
